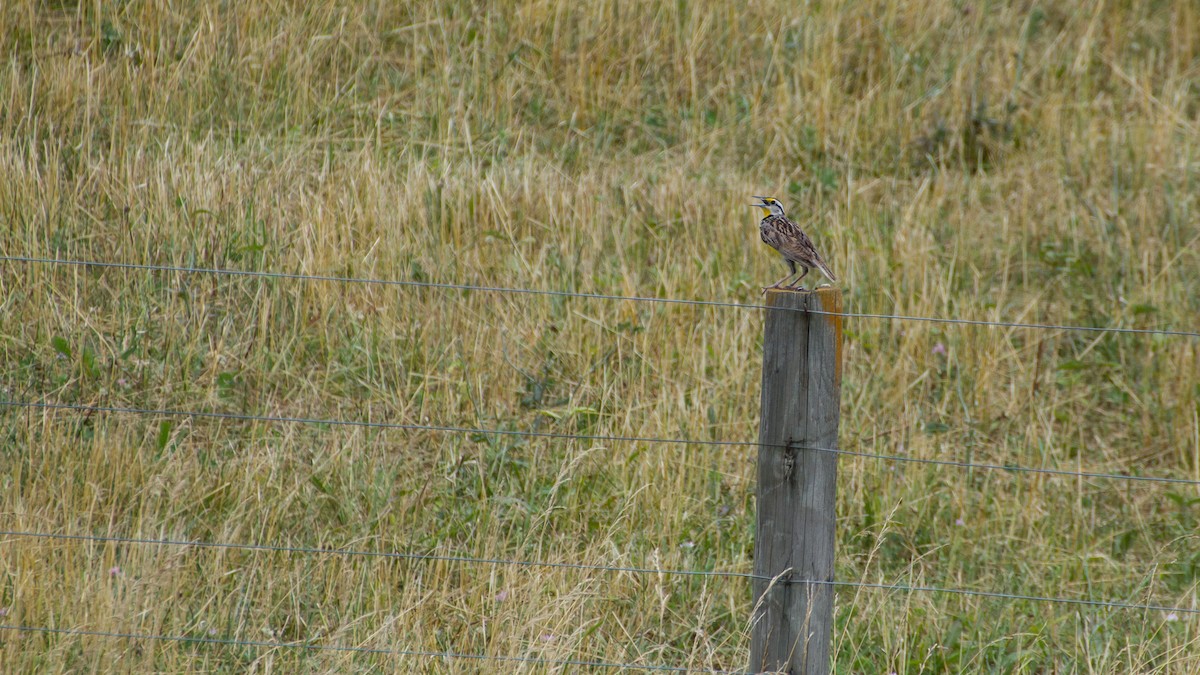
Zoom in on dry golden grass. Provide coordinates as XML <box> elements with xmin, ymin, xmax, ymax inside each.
<box><xmin>1</xmin><ymin>0</ymin><xmax>1198</xmax><ymax>672</ymax></box>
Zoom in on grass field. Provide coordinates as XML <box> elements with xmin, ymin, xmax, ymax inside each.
<box><xmin>2</xmin><ymin>0</ymin><xmax>1199</xmax><ymax>672</ymax></box>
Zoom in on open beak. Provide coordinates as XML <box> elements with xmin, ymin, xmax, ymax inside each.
<box><xmin>750</xmin><ymin>196</ymin><xmax>768</xmax><ymax>207</ymax></box>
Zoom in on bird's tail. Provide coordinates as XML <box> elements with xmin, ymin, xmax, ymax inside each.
<box><xmin>815</xmin><ymin>257</ymin><xmax>837</xmax><ymax>283</ymax></box>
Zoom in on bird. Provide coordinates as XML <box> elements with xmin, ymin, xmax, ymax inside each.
<box><xmin>751</xmin><ymin>196</ymin><xmax>837</xmax><ymax>294</ymax></box>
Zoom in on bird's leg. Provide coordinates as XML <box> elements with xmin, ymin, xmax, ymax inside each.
<box><xmin>787</xmin><ymin>266</ymin><xmax>810</xmax><ymax>290</ymax></box>
<box><xmin>760</xmin><ymin>274</ymin><xmax>794</xmax><ymax>295</ymax></box>
<box><xmin>762</xmin><ymin>261</ymin><xmax>799</xmax><ymax>295</ymax></box>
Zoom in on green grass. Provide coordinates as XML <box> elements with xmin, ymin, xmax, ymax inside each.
<box><xmin>1</xmin><ymin>0</ymin><xmax>1199</xmax><ymax>672</ymax></box>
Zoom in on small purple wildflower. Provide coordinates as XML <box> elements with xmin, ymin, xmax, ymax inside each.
<box><xmin>109</xmin><ymin>565</ymin><xmax>121</xmax><ymax>577</ymax></box>
<box><xmin>494</xmin><ymin>590</ymin><xmax>509</xmax><ymax>602</ymax></box>
<box><xmin>955</xmin><ymin>518</ymin><xmax>965</xmax><ymax>527</ymax></box>
<box><xmin>932</xmin><ymin>342</ymin><xmax>947</xmax><ymax>356</ymax></box>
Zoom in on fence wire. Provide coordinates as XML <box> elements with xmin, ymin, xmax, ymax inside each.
<box><xmin>0</xmin><ymin>623</ymin><xmax>734</xmax><ymax>673</ymax></box>
<box><xmin>4</xmin><ymin>254</ymin><xmax>1197</xmax><ymax>338</ymax></box>
<box><xmin>0</xmin><ymin>529</ymin><xmax>762</xmax><ymax>581</ymax></box>
<box><xmin>2</xmin><ymin>529</ymin><xmax>1197</xmax><ymax>616</ymax></box>
<box><xmin>4</xmin><ymin>399</ymin><xmax>1198</xmax><ymax>489</ymax></box>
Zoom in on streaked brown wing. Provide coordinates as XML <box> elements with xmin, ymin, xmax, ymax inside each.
<box><xmin>761</xmin><ymin>215</ymin><xmax>838</xmax><ymax>281</ymax></box>
<box><xmin>761</xmin><ymin>216</ymin><xmax>817</xmax><ymax>264</ymax></box>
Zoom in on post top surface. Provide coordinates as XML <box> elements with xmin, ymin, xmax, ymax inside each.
<box><xmin>761</xmin><ymin>286</ymin><xmax>843</xmax><ymax>310</ymax></box>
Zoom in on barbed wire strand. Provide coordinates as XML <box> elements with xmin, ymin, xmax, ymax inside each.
<box><xmin>0</xmin><ymin>530</ymin><xmax>762</xmax><ymax>581</ymax></box>
<box><xmin>2</xmin><ymin>530</ymin><xmax>1197</xmax><ymax>616</ymax></box>
<box><xmin>814</xmin><ymin>580</ymin><xmax>1198</xmax><ymax>615</ymax></box>
<box><xmin>0</xmin><ymin>624</ymin><xmax>732</xmax><ymax>673</ymax></box>
<box><xmin>4</xmin><ymin>255</ymin><xmax>1197</xmax><ymax>338</ymax></box>
<box><xmin>4</xmin><ymin>399</ymin><xmax>1198</xmax><ymax>489</ymax></box>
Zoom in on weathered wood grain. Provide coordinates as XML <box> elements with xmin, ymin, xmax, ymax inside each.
<box><xmin>749</xmin><ymin>287</ymin><xmax>842</xmax><ymax>675</ymax></box>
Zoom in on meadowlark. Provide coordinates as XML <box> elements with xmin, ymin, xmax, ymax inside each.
<box><xmin>752</xmin><ymin>196</ymin><xmax>837</xmax><ymax>294</ymax></box>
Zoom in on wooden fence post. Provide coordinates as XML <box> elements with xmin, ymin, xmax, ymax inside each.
<box><xmin>750</xmin><ymin>287</ymin><xmax>842</xmax><ymax>675</ymax></box>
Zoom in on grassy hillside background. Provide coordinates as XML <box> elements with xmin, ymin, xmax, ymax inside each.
<box><xmin>1</xmin><ymin>0</ymin><xmax>1198</xmax><ymax>671</ymax></box>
